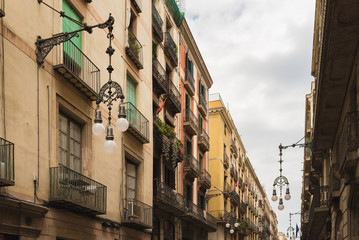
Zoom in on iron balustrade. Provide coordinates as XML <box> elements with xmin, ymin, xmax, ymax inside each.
<box><xmin>184</xmin><ymin>109</ymin><xmax>199</xmax><ymax>134</ymax></box>
<box><xmin>198</xmin><ymin>94</ymin><xmax>207</xmax><ymax>115</ymax></box>
<box><xmin>184</xmin><ymin>153</ymin><xmax>200</xmax><ymax>177</ymax></box>
<box><xmin>185</xmin><ymin>200</ymin><xmax>217</xmax><ymax>230</ymax></box>
<box><xmin>167</xmin><ymin>80</ymin><xmax>181</xmax><ymax>112</ymax></box>
<box><xmin>126</xmin><ymin>30</ymin><xmax>144</xmax><ymax>69</ymax></box>
<box><xmin>54</xmin><ymin>40</ymin><xmax>100</xmax><ymax>100</ymax></box>
<box><xmin>241</xmin><ymin>201</ymin><xmax>247</xmax><ymax>213</ymax></box>
<box><xmin>185</xmin><ymin>68</ymin><xmax>195</xmax><ymax>95</ymax></box>
<box><xmin>153</xmin><ymin>179</ymin><xmax>185</xmax><ymax>212</ymax></box>
<box><xmin>230</xmin><ymin>139</ymin><xmax>238</xmax><ymax>156</ymax></box>
<box><xmin>152</xmin><ymin>4</ymin><xmax>163</xmax><ymax>42</ymax></box>
<box><xmin>152</xmin><ymin>58</ymin><xmax>167</xmax><ymax>94</ymax></box>
<box><xmin>0</xmin><ymin>137</ymin><xmax>14</xmax><ymax>186</ymax></box>
<box><xmin>208</xmin><ymin>210</ymin><xmax>229</xmax><ymax>222</ymax></box>
<box><xmin>198</xmin><ymin>129</ymin><xmax>209</xmax><ymax>151</ymax></box>
<box><xmin>229</xmin><ymin>190</ymin><xmax>241</xmax><ymax>205</ymax></box>
<box><xmin>223</xmin><ymin>153</ymin><xmax>229</xmax><ymax>168</ymax></box>
<box><xmin>164</xmin><ymin>32</ymin><xmax>178</xmax><ymax>66</ymax></box>
<box><xmin>123</xmin><ymin>198</ymin><xmax>152</xmax><ymax>228</ymax></box>
<box><xmin>126</xmin><ymin>102</ymin><xmax>150</xmax><ymax>143</ymax></box>
<box><xmin>130</xmin><ymin>0</ymin><xmax>142</xmax><ymax>13</ymax></box>
<box><xmin>49</xmin><ymin>165</ymin><xmax>107</xmax><ymax>214</ymax></box>
<box><xmin>200</xmin><ymin>169</ymin><xmax>211</xmax><ymax>188</ymax></box>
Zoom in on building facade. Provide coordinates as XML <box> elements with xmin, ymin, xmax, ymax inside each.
<box><xmin>0</xmin><ymin>0</ymin><xmax>153</xmax><ymax>239</ymax></box>
<box><xmin>302</xmin><ymin>0</ymin><xmax>359</xmax><ymax>239</ymax></box>
<box><xmin>208</xmin><ymin>93</ymin><xmax>277</xmax><ymax>240</ymax></box>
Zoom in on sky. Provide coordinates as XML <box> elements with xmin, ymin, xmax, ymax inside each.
<box><xmin>185</xmin><ymin>0</ymin><xmax>315</xmax><ymax>235</ymax></box>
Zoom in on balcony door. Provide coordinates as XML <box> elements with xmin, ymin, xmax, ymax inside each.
<box><xmin>126</xmin><ymin>76</ymin><xmax>137</xmax><ymax>125</ymax></box>
<box><xmin>62</xmin><ymin>0</ymin><xmax>81</xmax><ymax>69</ymax></box>
<box><xmin>126</xmin><ymin>161</ymin><xmax>137</xmax><ymax>200</ymax></box>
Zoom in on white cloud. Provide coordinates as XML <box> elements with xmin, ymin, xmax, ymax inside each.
<box><xmin>186</xmin><ymin>0</ymin><xmax>315</xmax><ymax>233</ymax></box>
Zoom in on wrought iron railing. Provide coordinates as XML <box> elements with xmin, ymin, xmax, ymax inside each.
<box><xmin>199</xmin><ymin>94</ymin><xmax>207</xmax><ymax>114</ymax></box>
<box><xmin>308</xmin><ymin>185</ymin><xmax>329</xmax><ymax>233</ymax></box>
<box><xmin>153</xmin><ymin>179</ymin><xmax>185</xmax><ymax>212</ymax></box>
<box><xmin>230</xmin><ymin>139</ymin><xmax>238</xmax><ymax>156</ymax></box>
<box><xmin>223</xmin><ymin>153</ymin><xmax>229</xmax><ymax>168</ymax></box>
<box><xmin>241</xmin><ymin>201</ymin><xmax>247</xmax><ymax>213</ymax></box>
<box><xmin>164</xmin><ymin>32</ymin><xmax>178</xmax><ymax>65</ymax></box>
<box><xmin>152</xmin><ymin>58</ymin><xmax>167</xmax><ymax>93</ymax></box>
<box><xmin>152</xmin><ymin>4</ymin><xmax>163</xmax><ymax>41</ymax></box>
<box><xmin>338</xmin><ymin>111</ymin><xmax>358</xmax><ymax>169</ymax></box>
<box><xmin>184</xmin><ymin>109</ymin><xmax>199</xmax><ymax>133</ymax></box>
<box><xmin>123</xmin><ymin>198</ymin><xmax>152</xmax><ymax>228</ymax></box>
<box><xmin>168</xmin><ymin>80</ymin><xmax>181</xmax><ymax>111</ymax></box>
<box><xmin>185</xmin><ymin>68</ymin><xmax>195</xmax><ymax>93</ymax></box>
<box><xmin>184</xmin><ymin>154</ymin><xmax>200</xmax><ymax>176</ymax></box>
<box><xmin>0</xmin><ymin>137</ymin><xmax>14</xmax><ymax>186</ymax></box>
<box><xmin>126</xmin><ymin>102</ymin><xmax>150</xmax><ymax>143</ymax></box>
<box><xmin>54</xmin><ymin>40</ymin><xmax>100</xmax><ymax>95</ymax></box>
<box><xmin>208</xmin><ymin>210</ymin><xmax>229</xmax><ymax>222</ymax></box>
<box><xmin>127</xmin><ymin>30</ymin><xmax>143</xmax><ymax>69</ymax></box>
<box><xmin>185</xmin><ymin>200</ymin><xmax>217</xmax><ymax>229</ymax></box>
<box><xmin>200</xmin><ymin>169</ymin><xmax>211</xmax><ymax>187</ymax></box>
<box><xmin>49</xmin><ymin>165</ymin><xmax>107</xmax><ymax>214</ymax></box>
<box><xmin>198</xmin><ymin>130</ymin><xmax>209</xmax><ymax>150</ymax></box>
<box><xmin>230</xmin><ymin>190</ymin><xmax>241</xmax><ymax>205</ymax></box>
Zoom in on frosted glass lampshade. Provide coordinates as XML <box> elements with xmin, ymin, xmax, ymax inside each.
<box><xmin>104</xmin><ymin>140</ymin><xmax>116</xmax><ymax>153</ymax></box>
<box><xmin>92</xmin><ymin>123</ymin><xmax>105</xmax><ymax>136</ymax></box>
<box><xmin>271</xmin><ymin>195</ymin><xmax>278</xmax><ymax>202</ymax></box>
<box><xmin>116</xmin><ymin>117</ymin><xmax>129</xmax><ymax>132</ymax></box>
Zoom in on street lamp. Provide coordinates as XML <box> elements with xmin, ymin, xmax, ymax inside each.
<box><xmin>91</xmin><ymin>16</ymin><xmax>129</xmax><ymax>153</ymax></box>
<box><xmin>287</xmin><ymin>211</ymin><xmax>300</xmax><ymax>239</ymax></box>
<box><xmin>225</xmin><ymin>211</ymin><xmax>239</xmax><ymax>234</ymax></box>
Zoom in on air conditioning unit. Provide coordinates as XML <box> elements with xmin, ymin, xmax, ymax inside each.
<box><xmin>128</xmin><ymin>201</ymin><xmax>141</xmax><ymax>219</ymax></box>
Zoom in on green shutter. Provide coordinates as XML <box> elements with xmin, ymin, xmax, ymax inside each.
<box><xmin>127</xmin><ymin>76</ymin><xmax>137</xmax><ymax>124</ymax></box>
<box><xmin>185</xmin><ymin>94</ymin><xmax>190</xmax><ymax>110</ymax></box>
<box><xmin>62</xmin><ymin>0</ymin><xmax>81</xmax><ymax>67</ymax></box>
<box><xmin>199</xmin><ymin>115</ymin><xmax>203</xmax><ymax>134</ymax></box>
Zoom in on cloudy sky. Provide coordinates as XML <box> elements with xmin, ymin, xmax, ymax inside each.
<box><xmin>185</xmin><ymin>0</ymin><xmax>315</xmax><ymax>234</ymax></box>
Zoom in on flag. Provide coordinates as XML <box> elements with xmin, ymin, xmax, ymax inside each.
<box><xmin>296</xmin><ymin>224</ymin><xmax>299</xmax><ymax>238</ymax></box>
<box><xmin>156</xmin><ymin>98</ymin><xmax>167</xmax><ymax>115</ymax></box>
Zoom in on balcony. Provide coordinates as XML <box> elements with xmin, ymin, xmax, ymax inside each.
<box><xmin>198</xmin><ymin>94</ymin><xmax>208</xmax><ymax>117</ymax></box>
<box><xmin>152</xmin><ymin>58</ymin><xmax>167</xmax><ymax>96</ymax></box>
<box><xmin>152</xmin><ymin>5</ymin><xmax>163</xmax><ymax>42</ymax></box>
<box><xmin>199</xmin><ymin>169</ymin><xmax>211</xmax><ymax>190</ymax></box>
<box><xmin>307</xmin><ymin>185</ymin><xmax>329</xmax><ymax>239</ymax></box>
<box><xmin>182</xmin><ymin>201</ymin><xmax>217</xmax><ymax>232</ymax></box>
<box><xmin>164</xmin><ymin>32</ymin><xmax>178</xmax><ymax>67</ymax></box>
<box><xmin>184</xmin><ymin>69</ymin><xmax>195</xmax><ymax>96</ymax></box>
<box><xmin>49</xmin><ymin>165</ymin><xmax>107</xmax><ymax>215</ymax></box>
<box><xmin>224</xmin><ymin>182</ymin><xmax>233</xmax><ymax>198</ymax></box>
<box><xmin>223</xmin><ymin>153</ymin><xmax>229</xmax><ymax>169</ymax></box>
<box><xmin>184</xmin><ymin>109</ymin><xmax>199</xmax><ymax>136</ymax></box>
<box><xmin>153</xmin><ymin>179</ymin><xmax>185</xmax><ymax>215</ymax></box>
<box><xmin>0</xmin><ymin>137</ymin><xmax>14</xmax><ymax>187</ymax></box>
<box><xmin>123</xmin><ymin>198</ymin><xmax>152</xmax><ymax>230</ymax></box>
<box><xmin>229</xmin><ymin>190</ymin><xmax>241</xmax><ymax>206</ymax></box>
<box><xmin>230</xmin><ymin>139</ymin><xmax>238</xmax><ymax>157</ymax></box>
<box><xmin>130</xmin><ymin>0</ymin><xmax>142</xmax><ymax>13</ymax></box>
<box><xmin>198</xmin><ymin>130</ymin><xmax>210</xmax><ymax>152</ymax></box>
<box><xmin>126</xmin><ymin>102</ymin><xmax>150</xmax><ymax>144</ymax></box>
<box><xmin>126</xmin><ymin>30</ymin><xmax>144</xmax><ymax>69</ymax></box>
<box><xmin>166</xmin><ymin>80</ymin><xmax>181</xmax><ymax>114</ymax></box>
<box><xmin>338</xmin><ymin>111</ymin><xmax>358</xmax><ymax>173</ymax></box>
<box><xmin>183</xmin><ymin>154</ymin><xmax>200</xmax><ymax>179</ymax></box>
<box><xmin>208</xmin><ymin>210</ymin><xmax>229</xmax><ymax>223</ymax></box>
<box><xmin>240</xmin><ymin>201</ymin><xmax>247</xmax><ymax>214</ymax></box>
<box><xmin>53</xmin><ymin>40</ymin><xmax>100</xmax><ymax>101</ymax></box>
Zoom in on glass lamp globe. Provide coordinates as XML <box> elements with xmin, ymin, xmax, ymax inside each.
<box><xmin>104</xmin><ymin>140</ymin><xmax>116</xmax><ymax>153</ymax></box>
<box><xmin>116</xmin><ymin>117</ymin><xmax>129</xmax><ymax>132</ymax></box>
<box><xmin>234</xmin><ymin>222</ymin><xmax>239</xmax><ymax>228</ymax></box>
<box><xmin>92</xmin><ymin>123</ymin><xmax>105</xmax><ymax>136</ymax></box>
<box><xmin>284</xmin><ymin>193</ymin><xmax>291</xmax><ymax>200</ymax></box>
<box><xmin>225</xmin><ymin>223</ymin><xmax>230</xmax><ymax>228</ymax></box>
<box><xmin>271</xmin><ymin>195</ymin><xmax>278</xmax><ymax>202</ymax></box>
<box><xmin>278</xmin><ymin>204</ymin><xmax>284</xmax><ymax>210</ymax></box>
<box><xmin>230</xmin><ymin>229</ymin><xmax>234</xmax><ymax>234</ymax></box>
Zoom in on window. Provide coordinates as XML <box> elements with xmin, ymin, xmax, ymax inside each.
<box><xmin>127</xmin><ymin>75</ymin><xmax>137</xmax><ymax>106</ymax></box>
<box><xmin>199</xmin><ymin>154</ymin><xmax>203</xmax><ymax>171</ymax></box>
<box><xmin>184</xmin><ymin>181</ymin><xmax>193</xmax><ymax>202</ymax></box>
<box><xmin>126</xmin><ymin>161</ymin><xmax>137</xmax><ymax>199</ymax></box>
<box><xmin>185</xmin><ymin>94</ymin><xmax>190</xmax><ymax>110</ymax></box>
<box><xmin>198</xmin><ymin>114</ymin><xmax>203</xmax><ymax>134</ymax></box>
<box><xmin>185</xmin><ymin>52</ymin><xmax>193</xmax><ymax>74</ymax></box>
<box><xmin>198</xmin><ymin>192</ymin><xmax>205</xmax><ymax>210</ymax></box>
<box><xmin>185</xmin><ymin>138</ymin><xmax>192</xmax><ymax>155</ymax></box>
<box><xmin>59</xmin><ymin>113</ymin><xmax>81</xmax><ymax>172</ymax></box>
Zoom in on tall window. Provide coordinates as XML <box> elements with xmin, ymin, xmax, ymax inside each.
<box><xmin>199</xmin><ymin>154</ymin><xmax>203</xmax><ymax>171</ymax></box>
<box><xmin>126</xmin><ymin>161</ymin><xmax>137</xmax><ymax>200</ymax></box>
<box><xmin>185</xmin><ymin>94</ymin><xmax>190</xmax><ymax>110</ymax></box>
<box><xmin>198</xmin><ymin>114</ymin><xmax>203</xmax><ymax>134</ymax></box>
<box><xmin>127</xmin><ymin>75</ymin><xmax>137</xmax><ymax>124</ymax></box>
<box><xmin>59</xmin><ymin>113</ymin><xmax>81</xmax><ymax>172</ymax></box>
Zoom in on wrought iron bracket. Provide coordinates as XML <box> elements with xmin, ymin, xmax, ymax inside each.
<box><xmin>35</xmin><ymin>14</ymin><xmax>114</xmax><ymax>65</ymax></box>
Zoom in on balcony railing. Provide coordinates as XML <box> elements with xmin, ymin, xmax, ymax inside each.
<box><xmin>223</xmin><ymin>153</ymin><xmax>229</xmax><ymax>168</ymax></box>
<box><xmin>198</xmin><ymin>130</ymin><xmax>210</xmax><ymax>152</ymax></box>
<box><xmin>166</xmin><ymin>80</ymin><xmax>181</xmax><ymax>114</ymax></box>
<box><xmin>152</xmin><ymin>5</ymin><xmax>163</xmax><ymax>42</ymax></box>
<box><xmin>208</xmin><ymin>210</ymin><xmax>229</xmax><ymax>222</ymax></box>
<box><xmin>338</xmin><ymin>111</ymin><xmax>358</xmax><ymax>171</ymax></box>
<box><xmin>164</xmin><ymin>32</ymin><xmax>178</xmax><ymax>67</ymax></box>
<box><xmin>240</xmin><ymin>201</ymin><xmax>247</xmax><ymax>214</ymax></box>
<box><xmin>229</xmin><ymin>190</ymin><xmax>241</xmax><ymax>205</ymax></box>
<box><xmin>130</xmin><ymin>0</ymin><xmax>142</xmax><ymax>13</ymax></box>
<box><xmin>199</xmin><ymin>169</ymin><xmax>211</xmax><ymax>190</ymax></box>
<box><xmin>184</xmin><ymin>69</ymin><xmax>195</xmax><ymax>96</ymax></box>
<box><xmin>123</xmin><ymin>198</ymin><xmax>152</xmax><ymax>229</ymax></box>
<box><xmin>126</xmin><ymin>102</ymin><xmax>150</xmax><ymax>144</ymax></box>
<box><xmin>183</xmin><ymin>201</ymin><xmax>217</xmax><ymax>231</ymax></box>
<box><xmin>230</xmin><ymin>139</ymin><xmax>238</xmax><ymax>157</ymax></box>
<box><xmin>198</xmin><ymin>94</ymin><xmax>208</xmax><ymax>116</ymax></box>
<box><xmin>126</xmin><ymin>30</ymin><xmax>144</xmax><ymax>69</ymax></box>
<box><xmin>152</xmin><ymin>58</ymin><xmax>167</xmax><ymax>95</ymax></box>
<box><xmin>54</xmin><ymin>40</ymin><xmax>100</xmax><ymax>101</ymax></box>
<box><xmin>49</xmin><ymin>165</ymin><xmax>107</xmax><ymax>215</ymax></box>
<box><xmin>183</xmin><ymin>154</ymin><xmax>200</xmax><ymax>179</ymax></box>
<box><xmin>0</xmin><ymin>137</ymin><xmax>14</xmax><ymax>187</ymax></box>
<box><xmin>307</xmin><ymin>185</ymin><xmax>329</xmax><ymax>239</ymax></box>
<box><xmin>184</xmin><ymin>109</ymin><xmax>199</xmax><ymax>136</ymax></box>
<box><xmin>153</xmin><ymin>179</ymin><xmax>185</xmax><ymax>215</ymax></box>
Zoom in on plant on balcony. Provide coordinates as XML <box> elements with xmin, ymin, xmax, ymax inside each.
<box><xmin>154</xmin><ymin>118</ymin><xmax>182</xmax><ymax>168</ymax></box>
<box><xmin>128</xmin><ymin>31</ymin><xmax>141</xmax><ymax>55</ymax></box>
<box><xmin>238</xmin><ymin>218</ymin><xmax>250</xmax><ymax>236</ymax></box>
